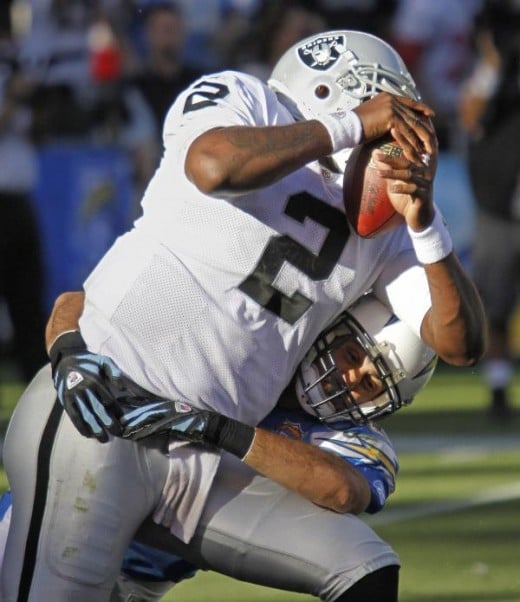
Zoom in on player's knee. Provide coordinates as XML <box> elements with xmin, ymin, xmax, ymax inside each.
<box><xmin>335</xmin><ymin>564</ymin><xmax>399</xmax><ymax>602</ymax></box>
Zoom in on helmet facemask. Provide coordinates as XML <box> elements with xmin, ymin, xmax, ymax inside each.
<box><xmin>295</xmin><ymin>295</ymin><xmax>437</xmax><ymax>425</ymax></box>
<box><xmin>296</xmin><ymin>314</ymin><xmax>405</xmax><ymax>425</ymax></box>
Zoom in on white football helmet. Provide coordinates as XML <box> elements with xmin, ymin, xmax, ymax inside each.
<box><xmin>295</xmin><ymin>294</ymin><xmax>437</xmax><ymax>424</ymax></box>
<box><xmin>268</xmin><ymin>30</ymin><xmax>420</xmax><ymax>121</ymax></box>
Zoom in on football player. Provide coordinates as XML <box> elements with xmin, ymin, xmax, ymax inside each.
<box><xmin>2</xmin><ymin>30</ymin><xmax>484</xmax><ymax>601</ymax></box>
<box><xmin>1</xmin><ymin>294</ymin><xmax>436</xmax><ymax>601</ymax></box>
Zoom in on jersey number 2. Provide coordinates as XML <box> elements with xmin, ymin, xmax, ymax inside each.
<box><xmin>239</xmin><ymin>193</ymin><xmax>348</xmax><ymax>324</ymax></box>
<box><xmin>183</xmin><ymin>81</ymin><xmax>229</xmax><ymax>113</ymax></box>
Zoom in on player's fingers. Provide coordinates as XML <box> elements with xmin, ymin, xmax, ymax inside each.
<box><xmin>122</xmin><ymin>411</ymin><xmax>173</xmax><ymax>440</ymax></box>
<box><xmin>393</xmin><ymin>122</ymin><xmax>433</xmax><ymax>162</ymax></box>
<box><xmin>84</xmin><ymin>390</ymin><xmax>123</xmax><ymax>439</ymax></box>
<box><xmin>375</xmin><ymin>151</ymin><xmax>433</xmax><ymax>182</ymax></box>
<box><xmin>61</xmin><ymin>395</ymin><xmax>93</xmax><ymax>439</ymax></box>
<box><xmin>388</xmin><ymin>127</ymin><xmax>424</xmax><ymax>164</ymax></box>
<box><xmin>101</xmin><ymin>357</ymin><xmax>124</xmax><ymax>385</ymax></box>
<box><xmin>387</xmin><ymin>181</ymin><xmax>419</xmax><ymax>195</ymax></box>
<box><xmin>389</xmin><ymin>105</ymin><xmax>437</xmax><ymax>161</ymax></box>
<box><xmin>393</xmin><ymin>95</ymin><xmax>435</xmax><ymax>118</ymax></box>
<box><xmin>386</xmin><ymin>177</ymin><xmax>432</xmax><ymax>204</ymax></box>
<box><xmin>406</xmin><ymin>176</ymin><xmax>432</xmax><ymax>203</ymax></box>
<box><xmin>377</xmin><ymin>166</ymin><xmax>431</xmax><ymax>184</ymax></box>
<box><xmin>378</xmin><ymin>168</ymin><xmax>414</xmax><ymax>182</ymax></box>
<box><xmin>375</xmin><ymin>158</ymin><xmax>432</xmax><ymax>197</ymax></box>
<box><xmin>406</xmin><ymin>114</ymin><xmax>436</xmax><ymax>157</ymax></box>
<box><xmin>76</xmin><ymin>394</ymin><xmax>109</xmax><ymax>442</ymax></box>
<box><xmin>372</xmin><ymin>150</ymin><xmax>411</xmax><ymax>174</ymax></box>
<box><xmin>356</xmin><ymin>93</ymin><xmax>432</xmax><ymax>146</ymax></box>
<box><xmin>120</xmin><ymin>401</ymin><xmax>176</xmax><ymax>435</ymax></box>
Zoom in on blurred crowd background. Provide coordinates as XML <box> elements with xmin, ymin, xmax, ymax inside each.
<box><xmin>0</xmin><ymin>0</ymin><xmax>518</xmax><ymax>417</ymax></box>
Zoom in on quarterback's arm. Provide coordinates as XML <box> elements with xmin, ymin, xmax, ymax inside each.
<box><xmin>374</xmin><ymin>132</ymin><xmax>487</xmax><ymax>367</ymax></box>
<box><xmin>185</xmin><ymin>92</ymin><xmax>435</xmax><ymax>195</ymax></box>
<box><xmin>420</xmin><ymin>253</ymin><xmax>486</xmax><ymax>367</ymax></box>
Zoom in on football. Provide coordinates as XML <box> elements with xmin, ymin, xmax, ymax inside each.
<box><xmin>343</xmin><ymin>136</ymin><xmax>405</xmax><ymax>238</ymax></box>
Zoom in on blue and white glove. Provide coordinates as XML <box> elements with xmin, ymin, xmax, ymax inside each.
<box><xmin>121</xmin><ymin>400</ymin><xmax>209</xmax><ymax>440</ymax></box>
<box><xmin>49</xmin><ymin>331</ymin><xmax>127</xmax><ymax>442</ymax></box>
<box><xmin>121</xmin><ymin>400</ymin><xmax>256</xmax><ymax>460</ymax></box>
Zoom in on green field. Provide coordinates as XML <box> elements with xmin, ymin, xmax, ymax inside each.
<box><xmin>1</xmin><ymin>366</ymin><xmax>520</xmax><ymax>602</ymax></box>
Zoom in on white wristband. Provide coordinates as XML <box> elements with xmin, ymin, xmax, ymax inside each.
<box><xmin>408</xmin><ymin>210</ymin><xmax>453</xmax><ymax>264</ymax></box>
<box><xmin>316</xmin><ymin>110</ymin><xmax>363</xmax><ymax>153</ymax></box>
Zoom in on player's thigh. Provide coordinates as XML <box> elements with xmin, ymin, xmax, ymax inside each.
<box><xmin>136</xmin><ymin>454</ymin><xmax>399</xmax><ymax>602</ymax></box>
<box><xmin>2</xmin><ymin>365</ymin><xmax>169</xmax><ymax>602</ymax></box>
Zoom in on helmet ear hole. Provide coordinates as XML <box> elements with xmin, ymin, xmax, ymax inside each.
<box><xmin>314</xmin><ymin>84</ymin><xmax>330</xmax><ymax>99</ymax></box>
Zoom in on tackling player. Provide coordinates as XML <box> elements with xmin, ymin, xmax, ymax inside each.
<box><xmin>1</xmin><ymin>294</ymin><xmax>436</xmax><ymax>601</ymax></box>
<box><xmin>1</xmin><ymin>30</ymin><xmax>485</xmax><ymax>602</ymax></box>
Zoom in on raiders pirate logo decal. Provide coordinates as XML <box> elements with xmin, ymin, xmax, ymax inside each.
<box><xmin>297</xmin><ymin>34</ymin><xmax>347</xmax><ymax>71</ymax></box>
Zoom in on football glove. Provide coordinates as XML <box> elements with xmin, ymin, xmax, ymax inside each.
<box><xmin>49</xmin><ymin>331</ymin><xmax>128</xmax><ymax>442</ymax></box>
<box><xmin>121</xmin><ymin>400</ymin><xmax>255</xmax><ymax>459</ymax></box>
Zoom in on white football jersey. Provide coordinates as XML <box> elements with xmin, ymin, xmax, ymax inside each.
<box><xmin>80</xmin><ymin>70</ymin><xmax>431</xmax><ymax>427</ymax></box>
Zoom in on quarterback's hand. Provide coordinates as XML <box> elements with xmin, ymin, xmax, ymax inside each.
<box><xmin>121</xmin><ymin>400</ymin><xmax>256</xmax><ymax>459</ymax></box>
<box><xmin>354</xmin><ymin>92</ymin><xmax>436</xmax><ymax>165</ymax></box>
<box><xmin>373</xmin><ymin>135</ymin><xmax>438</xmax><ymax>231</ymax></box>
<box><xmin>49</xmin><ymin>331</ymin><xmax>126</xmax><ymax>442</ymax></box>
